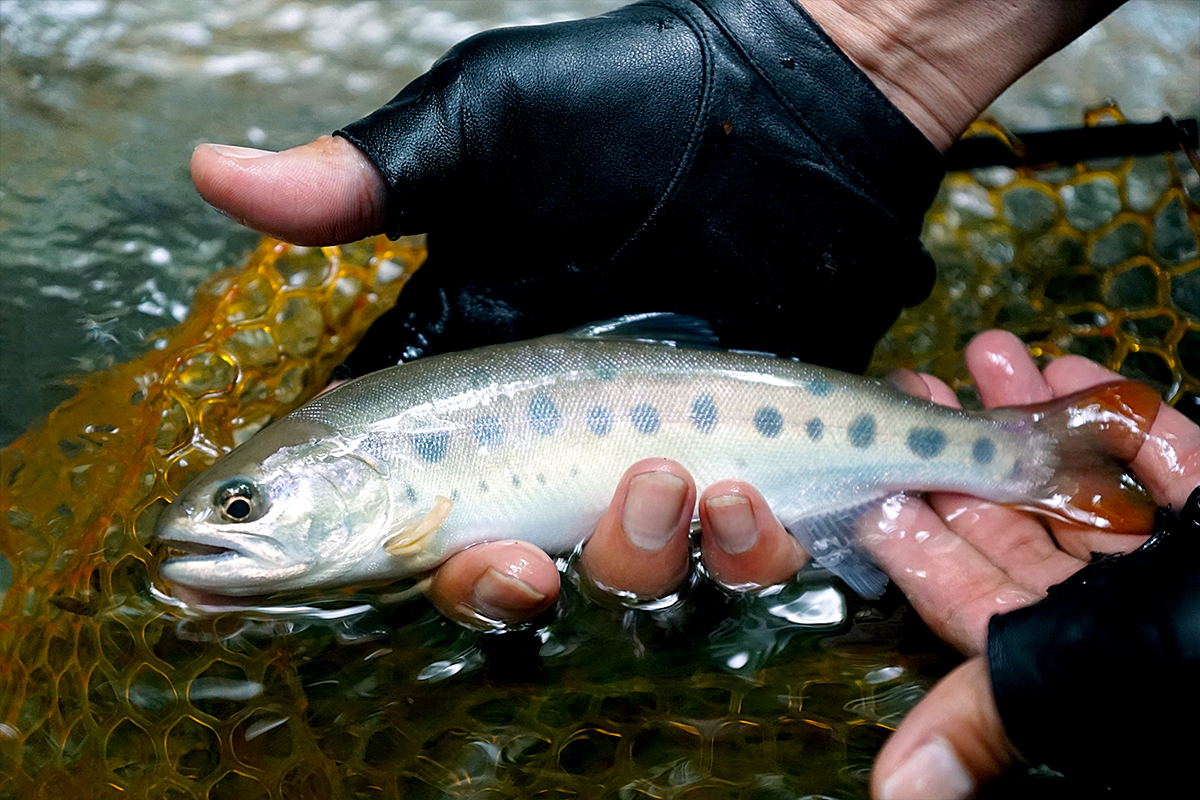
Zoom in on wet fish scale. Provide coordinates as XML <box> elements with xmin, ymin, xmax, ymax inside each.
<box><xmin>160</xmin><ymin>320</ymin><xmax>1145</xmax><ymax>600</ymax></box>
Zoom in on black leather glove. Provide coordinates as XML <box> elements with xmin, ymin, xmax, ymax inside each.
<box><xmin>334</xmin><ymin>0</ymin><xmax>943</xmax><ymax>375</ymax></box>
<box><xmin>987</xmin><ymin>486</ymin><xmax>1200</xmax><ymax>791</ymax></box>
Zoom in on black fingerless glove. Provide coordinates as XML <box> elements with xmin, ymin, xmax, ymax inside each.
<box><xmin>334</xmin><ymin>0</ymin><xmax>943</xmax><ymax>375</ymax></box>
<box><xmin>987</xmin><ymin>487</ymin><xmax>1200</xmax><ymax>790</ymax></box>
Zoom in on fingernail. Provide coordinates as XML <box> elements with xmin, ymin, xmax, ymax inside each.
<box><xmin>467</xmin><ymin>567</ymin><xmax>547</xmax><ymax>620</ymax></box>
<box><xmin>880</xmin><ymin>737</ymin><xmax>975</xmax><ymax>800</ymax></box>
<box><xmin>623</xmin><ymin>472</ymin><xmax>688</xmax><ymax>551</ymax></box>
<box><xmin>705</xmin><ymin>494</ymin><xmax>757</xmax><ymax>554</ymax></box>
<box><xmin>201</xmin><ymin>143</ymin><xmax>274</xmax><ymax>159</ymax></box>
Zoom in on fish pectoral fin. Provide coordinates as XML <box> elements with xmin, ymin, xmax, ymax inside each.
<box><xmin>384</xmin><ymin>495</ymin><xmax>454</xmax><ymax>556</ymax></box>
<box><xmin>784</xmin><ymin>495</ymin><xmax>892</xmax><ymax>600</ymax></box>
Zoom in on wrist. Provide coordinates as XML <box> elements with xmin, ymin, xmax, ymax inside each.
<box><xmin>796</xmin><ymin>0</ymin><xmax>1126</xmax><ymax>151</ymax></box>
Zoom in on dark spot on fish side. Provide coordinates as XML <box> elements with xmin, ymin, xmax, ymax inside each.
<box><xmin>631</xmin><ymin>403</ymin><xmax>660</xmax><ymax>434</ymax></box>
<box><xmin>537</xmin><ymin>474</ymin><xmax>546</xmax><ymax>485</ymax></box>
<box><xmin>450</xmin><ymin>489</ymin><xmax>459</xmax><ymax>501</ymax></box>
<box><xmin>973</xmin><ymin>437</ymin><xmax>996</xmax><ymax>464</ymax></box>
<box><xmin>411</xmin><ymin>430</ymin><xmax>449</xmax><ymax>463</ymax></box>
<box><xmin>479</xmin><ymin>481</ymin><xmax>488</xmax><ymax>493</ymax></box>
<box><xmin>571</xmin><ymin>467</ymin><xmax>580</xmax><ymax>477</ymax></box>
<box><xmin>807</xmin><ymin>377</ymin><xmax>834</xmax><ymax>397</ymax></box>
<box><xmin>806</xmin><ymin>417</ymin><xmax>824</xmax><ymax>441</ymax></box>
<box><xmin>691</xmin><ymin>393</ymin><xmax>717</xmax><ymax>433</ymax></box>
<box><xmin>528</xmin><ymin>392</ymin><xmax>559</xmax><ymax>436</ymax></box>
<box><xmin>473</xmin><ymin>415</ymin><xmax>504</xmax><ymax>449</ymax></box>
<box><xmin>406</xmin><ymin>486</ymin><xmax>418</xmax><ymax>504</ymax></box>
<box><xmin>512</xmin><ymin>475</ymin><xmax>521</xmax><ymax>488</ymax></box>
<box><xmin>754</xmin><ymin>406</ymin><xmax>783</xmax><ymax>438</ymax></box>
<box><xmin>907</xmin><ymin>427</ymin><xmax>947</xmax><ymax>459</ymax></box>
<box><xmin>587</xmin><ymin>406</ymin><xmax>611</xmax><ymax>436</ymax></box>
<box><xmin>848</xmin><ymin>414</ymin><xmax>876</xmax><ymax>448</ymax></box>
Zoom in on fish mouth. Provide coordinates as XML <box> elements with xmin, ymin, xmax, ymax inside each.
<box><xmin>162</xmin><ymin>539</ymin><xmax>238</xmax><ymax>561</ymax></box>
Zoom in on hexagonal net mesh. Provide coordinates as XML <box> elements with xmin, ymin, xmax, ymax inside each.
<box><xmin>871</xmin><ymin>107</ymin><xmax>1200</xmax><ymax>420</ymax></box>
<box><xmin>1</xmin><ymin>110</ymin><xmax>1197</xmax><ymax>800</ymax></box>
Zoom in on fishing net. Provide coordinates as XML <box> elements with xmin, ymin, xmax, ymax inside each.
<box><xmin>2</xmin><ymin>110</ymin><xmax>1197</xmax><ymax>799</ymax></box>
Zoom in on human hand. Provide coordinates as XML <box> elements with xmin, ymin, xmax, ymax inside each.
<box><xmin>863</xmin><ymin>330</ymin><xmax>1198</xmax><ymax>799</ymax></box>
<box><xmin>191</xmin><ymin>0</ymin><xmax>942</xmax><ymax>371</ymax></box>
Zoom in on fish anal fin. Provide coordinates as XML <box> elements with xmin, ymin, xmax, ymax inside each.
<box><xmin>384</xmin><ymin>495</ymin><xmax>454</xmax><ymax>556</ymax></box>
<box><xmin>784</xmin><ymin>497</ymin><xmax>890</xmax><ymax>599</ymax></box>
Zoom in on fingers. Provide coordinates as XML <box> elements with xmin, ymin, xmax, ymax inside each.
<box><xmin>580</xmin><ymin>459</ymin><xmax>697</xmax><ymax>600</ymax></box>
<box><xmin>426</xmin><ymin>540</ymin><xmax>560</xmax><ymax>629</ymax></box>
<box><xmin>190</xmin><ymin>135</ymin><xmax>387</xmax><ymax>246</ymax></box>
<box><xmin>698</xmin><ymin>481</ymin><xmax>808</xmax><ymax>589</ymax></box>
<box><xmin>964</xmin><ymin>330</ymin><xmax>1053</xmax><ymax>407</ymax></box>
<box><xmin>871</xmin><ymin>657</ymin><xmax>1018</xmax><ymax>800</ymax></box>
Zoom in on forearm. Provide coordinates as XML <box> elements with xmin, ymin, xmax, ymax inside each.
<box><xmin>797</xmin><ymin>0</ymin><xmax>1128</xmax><ymax>150</ymax></box>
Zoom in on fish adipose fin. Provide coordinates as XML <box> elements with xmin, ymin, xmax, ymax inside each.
<box><xmin>785</xmin><ymin>497</ymin><xmax>892</xmax><ymax>599</ymax></box>
<box><xmin>1000</xmin><ymin>381</ymin><xmax>1160</xmax><ymax>534</ymax></box>
<box><xmin>384</xmin><ymin>495</ymin><xmax>454</xmax><ymax>556</ymax></box>
<box><xmin>565</xmin><ymin>313</ymin><xmax>723</xmax><ymax>350</ymax></box>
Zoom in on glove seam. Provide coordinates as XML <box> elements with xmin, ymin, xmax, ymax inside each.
<box><xmin>692</xmin><ymin>0</ymin><xmax>875</xmax><ymax>197</ymax></box>
<box><xmin>608</xmin><ymin>2</ymin><xmax>714</xmax><ymax>265</ymax></box>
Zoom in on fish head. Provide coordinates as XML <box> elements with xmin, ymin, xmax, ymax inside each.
<box><xmin>156</xmin><ymin>418</ymin><xmax>395</xmax><ymax>597</ymax></box>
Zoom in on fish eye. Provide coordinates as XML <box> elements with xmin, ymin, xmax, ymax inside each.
<box><xmin>214</xmin><ymin>480</ymin><xmax>263</xmax><ymax>524</ymax></box>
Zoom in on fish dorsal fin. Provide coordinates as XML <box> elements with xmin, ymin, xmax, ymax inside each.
<box><xmin>565</xmin><ymin>313</ymin><xmax>722</xmax><ymax>349</ymax></box>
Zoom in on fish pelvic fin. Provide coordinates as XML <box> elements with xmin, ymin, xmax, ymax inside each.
<box><xmin>384</xmin><ymin>495</ymin><xmax>454</xmax><ymax>556</ymax></box>
<box><xmin>1004</xmin><ymin>381</ymin><xmax>1160</xmax><ymax>535</ymax></box>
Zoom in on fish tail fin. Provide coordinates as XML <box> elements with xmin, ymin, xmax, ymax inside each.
<box><xmin>1011</xmin><ymin>381</ymin><xmax>1160</xmax><ymax>534</ymax></box>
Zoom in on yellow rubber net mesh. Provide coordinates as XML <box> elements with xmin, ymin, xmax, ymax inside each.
<box><xmin>1</xmin><ymin>113</ymin><xmax>1197</xmax><ymax>799</ymax></box>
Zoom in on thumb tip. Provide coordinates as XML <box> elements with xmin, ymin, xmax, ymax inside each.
<box><xmin>189</xmin><ymin>136</ymin><xmax>387</xmax><ymax>246</ymax></box>
<box><xmin>871</xmin><ymin>657</ymin><xmax>1016</xmax><ymax>800</ymax></box>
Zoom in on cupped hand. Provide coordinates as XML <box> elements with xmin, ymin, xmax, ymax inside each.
<box><xmin>866</xmin><ymin>331</ymin><xmax>1197</xmax><ymax>799</ymax></box>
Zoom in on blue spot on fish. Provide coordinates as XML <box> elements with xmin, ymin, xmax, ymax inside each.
<box><xmin>691</xmin><ymin>393</ymin><xmax>717</xmax><ymax>433</ymax></box>
<box><xmin>973</xmin><ymin>437</ymin><xmax>996</xmax><ymax>464</ymax></box>
<box><xmin>406</xmin><ymin>486</ymin><xmax>418</xmax><ymax>504</ymax></box>
<box><xmin>630</xmin><ymin>403</ymin><xmax>660</xmax><ymax>434</ymax></box>
<box><xmin>411</xmin><ymin>430</ymin><xmax>449</xmax><ymax>463</ymax></box>
<box><xmin>807</xmin><ymin>377</ymin><xmax>834</xmax><ymax>396</ymax></box>
<box><xmin>907</xmin><ymin>427</ymin><xmax>947</xmax><ymax>459</ymax></box>
<box><xmin>473</xmin><ymin>415</ymin><xmax>504</xmax><ymax>449</ymax></box>
<box><xmin>528</xmin><ymin>392</ymin><xmax>559</xmax><ymax>436</ymax></box>
<box><xmin>847</xmin><ymin>414</ymin><xmax>876</xmax><ymax>448</ymax></box>
<box><xmin>587</xmin><ymin>406</ymin><xmax>612</xmax><ymax>436</ymax></box>
<box><xmin>754</xmin><ymin>406</ymin><xmax>783</xmax><ymax>438</ymax></box>
<box><xmin>806</xmin><ymin>417</ymin><xmax>824</xmax><ymax>441</ymax></box>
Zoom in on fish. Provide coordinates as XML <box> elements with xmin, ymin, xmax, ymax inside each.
<box><xmin>156</xmin><ymin>314</ymin><xmax>1160</xmax><ymax>600</ymax></box>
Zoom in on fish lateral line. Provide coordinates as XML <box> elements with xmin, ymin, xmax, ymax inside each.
<box><xmin>384</xmin><ymin>495</ymin><xmax>454</xmax><ymax>555</ymax></box>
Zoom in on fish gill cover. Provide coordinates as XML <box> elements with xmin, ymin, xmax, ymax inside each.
<box><xmin>1</xmin><ymin>110</ymin><xmax>1199</xmax><ymax>799</ymax></box>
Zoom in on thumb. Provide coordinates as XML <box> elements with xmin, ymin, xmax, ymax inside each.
<box><xmin>872</xmin><ymin>657</ymin><xmax>1020</xmax><ymax>800</ymax></box>
<box><xmin>190</xmin><ymin>134</ymin><xmax>387</xmax><ymax>246</ymax></box>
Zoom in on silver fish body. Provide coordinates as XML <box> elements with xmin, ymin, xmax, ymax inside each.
<box><xmin>157</xmin><ymin>319</ymin><xmax>1079</xmax><ymax>599</ymax></box>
